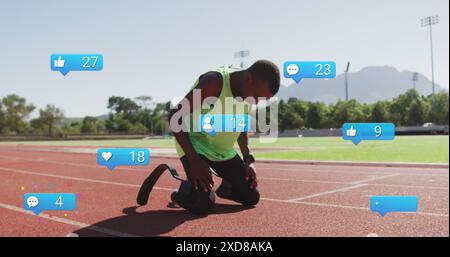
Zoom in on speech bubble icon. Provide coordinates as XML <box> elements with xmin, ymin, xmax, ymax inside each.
<box><xmin>286</xmin><ymin>64</ymin><xmax>299</xmax><ymax>76</ymax></box>
<box><xmin>284</xmin><ymin>61</ymin><xmax>336</xmax><ymax>84</ymax></box>
<box><xmin>24</xmin><ymin>193</ymin><xmax>76</xmax><ymax>215</ymax></box>
<box><xmin>26</xmin><ymin>196</ymin><xmax>39</xmax><ymax>208</ymax></box>
<box><xmin>370</xmin><ymin>196</ymin><xmax>418</xmax><ymax>217</ymax></box>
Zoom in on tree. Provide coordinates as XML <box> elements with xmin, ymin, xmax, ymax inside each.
<box><xmin>289</xmin><ymin>98</ymin><xmax>308</xmax><ymax>120</ymax></box>
<box><xmin>153</xmin><ymin>117</ymin><xmax>170</xmax><ymax>135</ymax></box>
<box><xmin>283</xmin><ymin>111</ymin><xmax>304</xmax><ymax>130</ymax></box>
<box><xmin>105</xmin><ymin>112</ymin><xmax>133</xmax><ymax>132</ymax></box>
<box><xmin>35</xmin><ymin>105</ymin><xmax>64</xmax><ymax>135</ymax></box>
<box><xmin>306</xmin><ymin>102</ymin><xmax>324</xmax><ymax>128</ymax></box>
<box><xmin>330</xmin><ymin>100</ymin><xmax>367</xmax><ymax>127</ymax></box>
<box><xmin>407</xmin><ymin>98</ymin><xmax>429</xmax><ymax>126</ymax></box>
<box><xmin>0</xmin><ymin>102</ymin><xmax>5</xmax><ymax>133</ymax></box>
<box><xmin>389</xmin><ymin>89</ymin><xmax>420</xmax><ymax>125</ymax></box>
<box><xmin>135</xmin><ymin>96</ymin><xmax>153</xmax><ymax>109</ymax></box>
<box><xmin>1</xmin><ymin>94</ymin><xmax>35</xmax><ymax>134</ymax></box>
<box><xmin>428</xmin><ymin>91</ymin><xmax>449</xmax><ymax>125</ymax></box>
<box><xmin>95</xmin><ymin>120</ymin><xmax>107</xmax><ymax>133</ymax></box>
<box><xmin>371</xmin><ymin>101</ymin><xmax>388</xmax><ymax>123</ymax></box>
<box><xmin>154</xmin><ymin>102</ymin><xmax>171</xmax><ymax>132</ymax></box>
<box><xmin>81</xmin><ymin>116</ymin><xmax>98</xmax><ymax>133</ymax></box>
<box><xmin>62</xmin><ymin>122</ymin><xmax>81</xmax><ymax>134</ymax></box>
<box><xmin>106</xmin><ymin>96</ymin><xmax>141</xmax><ymax>132</ymax></box>
<box><xmin>108</xmin><ymin>96</ymin><xmax>139</xmax><ymax>118</ymax></box>
<box><xmin>135</xmin><ymin>96</ymin><xmax>153</xmax><ymax>134</ymax></box>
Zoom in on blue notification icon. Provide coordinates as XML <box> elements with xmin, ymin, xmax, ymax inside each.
<box><xmin>97</xmin><ymin>148</ymin><xmax>150</xmax><ymax>171</ymax></box>
<box><xmin>224</xmin><ymin>114</ymin><xmax>251</xmax><ymax>132</ymax></box>
<box><xmin>24</xmin><ymin>193</ymin><xmax>76</xmax><ymax>215</ymax></box>
<box><xmin>342</xmin><ymin>123</ymin><xmax>395</xmax><ymax>145</ymax></box>
<box><xmin>199</xmin><ymin>115</ymin><xmax>220</xmax><ymax>136</ymax></box>
<box><xmin>284</xmin><ymin>61</ymin><xmax>336</xmax><ymax>84</ymax></box>
<box><xmin>51</xmin><ymin>54</ymin><xmax>103</xmax><ymax>76</ymax></box>
<box><xmin>370</xmin><ymin>196</ymin><xmax>418</xmax><ymax>217</ymax></box>
<box><xmin>200</xmin><ymin>114</ymin><xmax>251</xmax><ymax>136</ymax></box>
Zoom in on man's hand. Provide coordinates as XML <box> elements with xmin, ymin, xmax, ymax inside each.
<box><xmin>244</xmin><ymin>163</ymin><xmax>258</xmax><ymax>189</ymax></box>
<box><xmin>189</xmin><ymin>156</ymin><xmax>214</xmax><ymax>192</ymax></box>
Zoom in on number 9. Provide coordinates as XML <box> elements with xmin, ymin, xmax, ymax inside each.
<box><xmin>374</xmin><ymin>126</ymin><xmax>382</xmax><ymax>137</ymax></box>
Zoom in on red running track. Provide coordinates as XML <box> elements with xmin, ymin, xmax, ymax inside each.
<box><xmin>0</xmin><ymin>146</ymin><xmax>448</xmax><ymax>237</ymax></box>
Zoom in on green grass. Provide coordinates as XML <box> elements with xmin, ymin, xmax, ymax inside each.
<box><xmin>0</xmin><ymin>136</ymin><xmax>448</xmax><ymax>163</ymax></box>
<box><xmin>252</xmin><ymin>136</ymin><xmax>449</xmax><ymax>163</ymax></box>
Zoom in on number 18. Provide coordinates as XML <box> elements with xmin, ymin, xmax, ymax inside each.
<box><xmin>130</xmin><ymin>151</ymin><xmax>145</xmax><ymax>163</ymax></box>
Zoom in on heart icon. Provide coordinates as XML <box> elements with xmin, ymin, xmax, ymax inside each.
<box><xmin>101</xmin><ymin>152</ymin><xmax>112</xmax><ymax>161</ymax></box>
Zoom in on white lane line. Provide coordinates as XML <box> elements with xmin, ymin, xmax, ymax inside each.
<box><xmin>289</xmin><ymin>184</ymin><xmax>368</xmax><ymax>201</ymax></box>
<box><xmin>0</xmin><ymin>153</ymin><xmax>447</xmax><ymax>177</ymax></box>
<box><xmin>0</xmin><ymin>167</ymin><xmax>174</xmax><ymax>192</ymax></box>
<box><xmin>289</xmin><ymin>200</ymin><xmax>370</xmax><ymax>211</ymax></box>
<box><xmin>349</xmin><ymin>173</ymin><xmax>401</xmax><ymax>184</ymax></box>
<box><xmin>257</xmin><ymin>166</ymin><xmax>448</xmax><ymax>177</ymax></box>
<box><xmin>0</xmin><ymin>155</ymin><xmax>140</xmax><ymax>172</ymax></box>
<box><xmin>258</xmin><ymin>177</ymin><xmax>348</xmax><ymax>185</ymax></box>
<box><xmin>2</xmin><ymin>151</ymin><xmax>447</xmax><ymax>189</ymax></box>
<box><xmin>259</xmin><ymin>173</ymin><xmax>449</xmax><ymax>189</ymax></box>
<box><xmin>1</xmin><ymin>166</ymin><xmax>448</xmax><ymax>217</ymax></box>
<box><xmin>301</xmin><ymin>202</ymin><xmax>449</xmax><ymax>218</ymax></box>
<box><xmin>0</xmin><ymin>202</ymin><xmax>138</xmax><ymax>237</ymax></box>
<box><xmin>364</xmin><ymin>184</ymin><xmax>448</xmax><ymax>190</ymax></box>
<box><xmin>259</xmin><ymin>176</ymin><xmax>448</xmax><ymax>189</ymax></box>
<box><xmin>0</xmin><ymin>163</ymin><xmax>446</xmax><ymax>194</ymax></box>
<box><xmin>260</xmin><ymin>199</ymin><xmax>448</xmax><ymax>217</ymax></box>
<box><xmin>0</xmin><ymin>154</ymin><xmax>448</xmax><ymax>190</ymax></box>
<box><xmin>0</xmin><ymin>154</ymin><xmax>391</xmax><ymax>183</ymax></box>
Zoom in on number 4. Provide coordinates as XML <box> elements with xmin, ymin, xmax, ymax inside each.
<box><xmin>239</xmin><ymin>117</ymin><xmax>246</xmax><ymax>128</ymax></box>
<box><xmin>55</xmin><ymin>196</ymin><xmax>63</xmax><ymax>207</ymax></box>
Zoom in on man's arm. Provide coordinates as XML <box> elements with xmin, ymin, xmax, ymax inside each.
<box><xmin>168</xmin><ymin>72</ymin><xmax>222</xmax><ymax>191</ymax></box>
<box><xmin>238</xmin><ymin>132</ymin><xmax>257</xmax><ymax>189</ymax></box>
<box><xmin>237</xmin><ymin>132</ymin><xmax>250</xmax><ymax>156</ymax></box>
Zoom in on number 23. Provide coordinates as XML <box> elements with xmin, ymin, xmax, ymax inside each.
<box><xmin>315</xmin><ymin>64</ymin><xmax>331</xmax><ymax>76</ymax></box>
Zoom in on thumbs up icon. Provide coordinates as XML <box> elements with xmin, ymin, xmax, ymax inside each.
<box><xmin>54</xmin><ymin>56</ymin><xmax>65</xmax><ymax>68</ymax></box>
<box><xmin>346</xmin><ymin>126</ymin><xmax>357</xmax><ymax>137</ymax></box>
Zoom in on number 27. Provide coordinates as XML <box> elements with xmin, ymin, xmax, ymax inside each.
<box><xmin>82</xmin><ymin>56</ymin><xmax>98</xmax><ymax>68</ymax></box>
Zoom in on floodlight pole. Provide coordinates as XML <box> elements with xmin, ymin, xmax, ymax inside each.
<box><xmin>344</xmin><ymin>61</ymin><xmax>350</xmax><ymax>101</ymax></box>
<box><xmin>412</xmin><ymin>72</ymin><xmax>419</xmax><ymax>90</ymax></box>
<box><xmin>234</xmin><ymin>50</ymin><xmax>250</xmax><ymax>69</ymax></box>
<box><xmin>421</xmin><ymin>15</ymin><xmax>439</xmax><ymax>110</ymax></box>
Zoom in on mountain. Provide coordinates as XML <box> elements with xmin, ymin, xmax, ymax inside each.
<box><xmin>277</xmin><ymin>66</ymin><xmax>446</xmax><ymax>103</ymax></box>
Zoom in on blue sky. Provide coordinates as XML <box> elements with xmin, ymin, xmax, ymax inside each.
<box><xmin>0</xmin><ymin>0</ymin><xmax>448</xmax><ymax>117</ymax></box>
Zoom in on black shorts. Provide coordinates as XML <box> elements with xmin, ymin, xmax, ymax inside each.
<box><xmin>180</xmin><ymin>154</ymin><xmax>260</xmax><ymax>207</ymax></box>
